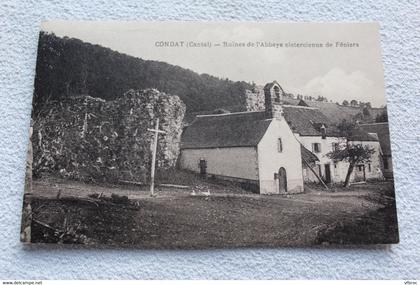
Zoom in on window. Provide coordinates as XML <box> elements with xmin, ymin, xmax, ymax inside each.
<box><xmin>277</xmin><ymin>138</ymin><xmax>283</xmax><ymax>152</ymax></box>
<box><xmin>334</xmin><ymin>163</ymin><xmax>337</xmax><ymax>169</ymax></box>
<box><xmin>312</xmin><ymin>143</ymin><xmax>321</xmax><ymax>153</ymax></box>
<box><xmin>368</xmin><ymin>164</ymin><xmax>371</xmax><ymax>172</ymax></box>
<box><xmin>332</xmin><ymin>142</ymin><xmax>339</xmax><ymax>151</ymax></box>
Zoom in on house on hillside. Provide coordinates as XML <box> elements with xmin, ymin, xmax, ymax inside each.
<box><xmin>180</xmin><ymin>82</ymin><xmax>304</xmax><ymax>194</ymax></box>
<box><xmin>283</xmin><ymin>104</ymin><xmax>384</xmax><ymax>184</ymax></box>
<box><xmin>242</xmin><ymin>81</ymin><xmax>387</xmax><ymax>184</ymax></box>
<box><xmin>180</xmin><ymin>81</ymin><xmax>385</xmax><ymax>192</ymax></box>
<box><xmin>360</xmin><ymin>122</ymin><xmax>393</xmax><ymax>179</ymax></box>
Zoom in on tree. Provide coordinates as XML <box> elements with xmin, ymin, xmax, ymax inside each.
<box><xmin>33</xmin><ymin>32</ymin><xmax>254</xmax><ymax>115</ymax></box>
<box><xmin>327</xmin><ymin>120</ymin><xmax>376</xmax><ymax>187</ymax></box>
<box><xmin>350</xmin><ymin>99</ymin><xmax>358</xmax><ymax>107</ymax></box>
<box><xmin>342</xmin><ymin>100</ymin><xmax>349</xmax><ymax>106</ymax></box>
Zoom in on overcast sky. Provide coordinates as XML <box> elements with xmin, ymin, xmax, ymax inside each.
<box><xmin>41</xmin><ymin>21</ymin><xmax>387</xmax><ymax>107</ymax></box>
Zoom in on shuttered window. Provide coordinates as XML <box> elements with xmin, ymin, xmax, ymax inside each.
<box><xmin>312</xmin><ymin>143</ymin><xmax>321</xmax><ymax>153</ymax></box>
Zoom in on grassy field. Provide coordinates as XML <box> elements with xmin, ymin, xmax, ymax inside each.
<box><xmin>24</xmin><ymin>175</ymin><xmax>399</xmax><ymax>248</ymax></box>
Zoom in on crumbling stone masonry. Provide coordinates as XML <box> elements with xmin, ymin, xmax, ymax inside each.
<box><xmin>245</xmin><ymin>86</ymin><xmax>265</xmax><ymax>112</ymax></box>
<box><xmin>32</xmin><ymin>89</ymin><xmax>186</xmax><ymax>183</ymax></box>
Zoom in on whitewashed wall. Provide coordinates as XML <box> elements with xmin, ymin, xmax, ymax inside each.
<box><xmin>179</xmin><ymin>147</ymin><xmax>259</xmax><ymax>181</ymax></box>
<box><xmin>298</xmin><ymin>135</ymin><xmax>342</xmax><ymax>164</ymax></box>
<box><xmin>298</xmin><ymin>135</ymin><xmax>384</xmax><ymax>183</ymax></box>
<box><xmin>257</xmin><ymin>119</ymin><xmax>304</xmax><ymax>194</ymax></box>
<box><xmin>298</xmin><ymin>135</ymin><xmax>340</xmax><ymax>183</ymax></box>
<box><xmin>349</xmin><ymin>140</ymin><xmax>384</xmax><ymax>181</ymax></box>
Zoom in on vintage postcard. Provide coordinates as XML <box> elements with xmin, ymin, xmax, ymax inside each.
<box><xmin>21</xmin><ymin>22</ymin><xmax>398</xmax><ymax>248</ymax></box>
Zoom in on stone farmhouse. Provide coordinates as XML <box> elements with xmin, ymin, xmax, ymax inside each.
<box><xmin>244</xmin><ymin>81</ymin><xmax>387</xmax><ymax>185</ymax></box>
<box><xmin>180</xmin><ymin>82</ymin><xmax>304</xmax><ymax>194</ymax></box>
<box><xmin>282</xmin><ymin>104</ymin><xmax>383</xmax><ymax>184</ymax></box>
<box><xmin>180</xmin><ymin>81</ymin><xmax>386</xmax><ymax>194</ymax></box>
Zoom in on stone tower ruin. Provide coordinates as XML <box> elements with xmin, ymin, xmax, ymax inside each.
<box><xmin>264</xmin><ymin>81</ymin><xmax>285</xmax><ymax>119</ymax></box>
<box><xmin>32</xmin><ymin>89</ymin><xmax>186</xmax><ymax>183</ymax></box>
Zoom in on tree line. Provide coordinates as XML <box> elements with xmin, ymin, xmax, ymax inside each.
<box><xmin>33</xmin><ymin>32</ymin><xmax>253</xmax><ymax>114</ymax></box>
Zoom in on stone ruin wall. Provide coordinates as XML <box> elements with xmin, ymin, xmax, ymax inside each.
<box><xmin>32</xmin><ymin>89</ymin><xmax>186</xmax><ymax>183</ymax></box>
<box><xmin>245</xmin><ymin>86</ymin><xmax>265</xmax><ymax>112</ymax></box>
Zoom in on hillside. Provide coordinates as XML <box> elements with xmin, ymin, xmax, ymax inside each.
<box><xmin>33</xmin><ymin>32</ymin><xmax>252</xmax><ymax>113</ymax></box>
<box><xmin>298</xmin><ymin>100</ymin><xmax>386</xmax><ymax>124</ymax></box>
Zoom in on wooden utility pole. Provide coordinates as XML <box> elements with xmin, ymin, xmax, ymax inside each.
<box><xmin>302</xmin><ymin>158</ymin><xmax>329</xmax><ymax>190</ymax></box>
<box><xmin>147</xmin><ymin>118</ymin><xmax>166</xmax><ymax>197</ymax></box>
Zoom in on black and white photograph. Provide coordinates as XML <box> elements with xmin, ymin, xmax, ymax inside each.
<box><xmin>21</xmin><ymin>21</ymin><xmax>399</xmax><ymax>248</ymax></box>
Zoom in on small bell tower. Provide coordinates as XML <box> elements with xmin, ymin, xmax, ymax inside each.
<box><xmin>264</xmin><ymin>81</ymin><xmax>284</xmax><ymax>119</ymax></box>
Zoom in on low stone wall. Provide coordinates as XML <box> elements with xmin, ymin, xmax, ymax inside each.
<box><xmin>33</xmin><ymin>89</ymin><xmax>186</xmax><ymax>183</ymax></box>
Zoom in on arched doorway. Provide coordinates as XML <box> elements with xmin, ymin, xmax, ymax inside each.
<box><xmin>278</xmin><ymin>167</ymin><xmax>287</xmax><ymax>192</ymax></box>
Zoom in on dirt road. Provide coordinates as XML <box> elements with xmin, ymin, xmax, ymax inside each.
<box><xmin>25</xmin><ymin>178</ymin><xmax>398</xmax><ymax>248</ymax></box>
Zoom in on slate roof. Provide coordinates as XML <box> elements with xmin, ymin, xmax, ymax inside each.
<box><xmin>347</xmin><ymin>127</ymin><xmax>379</xmax><ymax>142</ymax></box>
<box><xmin>181</xmin><ymin>107</ymin><xmax>379</xmax><ymax>150</ymax></box>
<box><xmin>183</xmin><ymin>110</ymin><xmax>218</xmax><ymax>125</ymax></box>
<box><xmin>359</xmin><ymin>122</ymin><xmax>392</xmax><ymax>155</ymax></box>
<box><xmin>181</xmin><ymin>111</ymin><xmax>271</xmax><ymax>149</ymax></box>
<box><xmin>283</xmin><ymin>105</ymin><xmax>380</xmax><ymax>142</ymax></box>
<box><xmin>282</xmin><ymin>106</ymin><xmax>334</xmax><ymax>136</ymax></box>
<box><xmin>282</xmin><ymin>97</ymin><xmax>301</xmax><ymax>106</ymax></box>
<box><xmin>301</xmin><ymin>145</ymin><xmax>319</xmax><ymax>163</ymax></box>
<box><xmin>298</xmin><ymin>100</ymin><xmax>361</xmax><ymax>124</ymax></box>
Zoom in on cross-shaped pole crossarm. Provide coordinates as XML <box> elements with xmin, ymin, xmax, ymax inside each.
<box><xmin>147</xmin><ymin>118</ymin><xmax>166</xmax><ymax>197</ymax></box>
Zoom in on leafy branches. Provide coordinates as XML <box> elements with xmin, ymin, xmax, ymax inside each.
<box><xmin>327</xmin><ymin>120</ymin><xmax>376</xmax><ymax>187</ymax></box>
<box><xmin>327</xmin><ymin>144</ymin><xmax>375</xmax><ymax>165</ymax></box>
